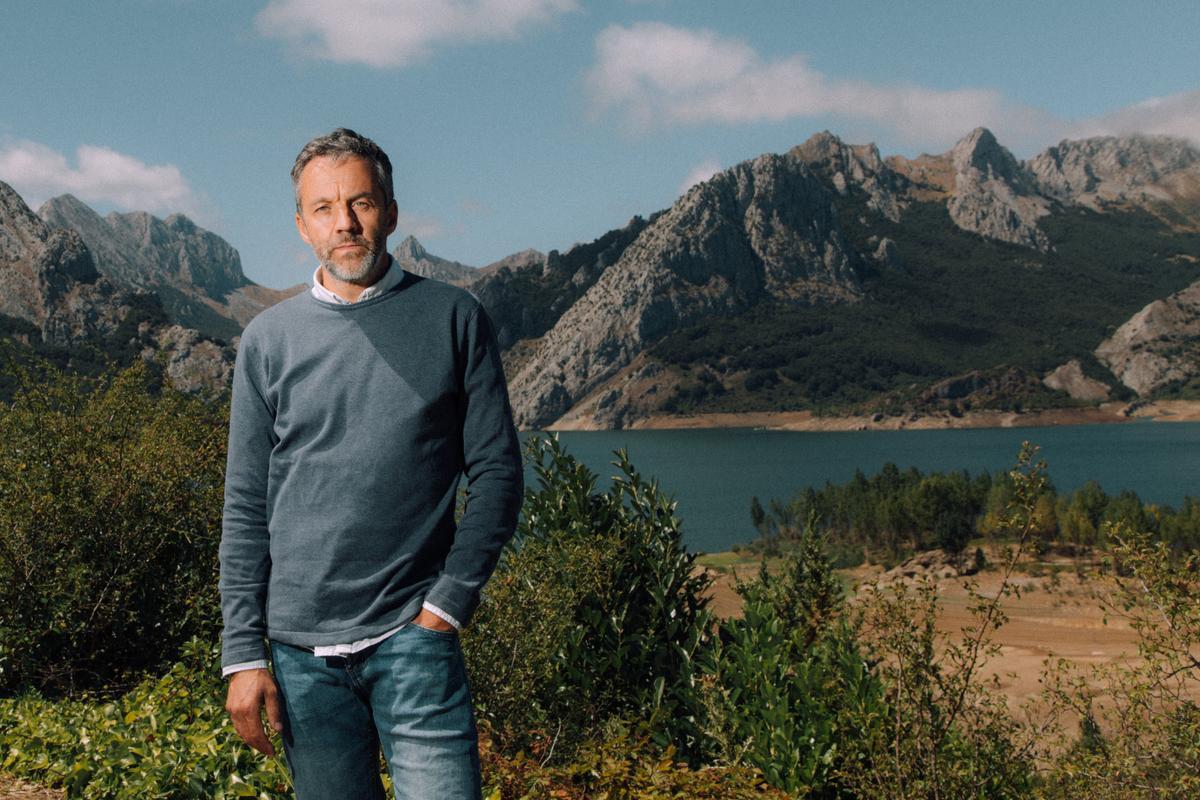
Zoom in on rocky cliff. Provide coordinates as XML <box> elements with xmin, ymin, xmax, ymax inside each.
<box><xmin>38</xmin><ymin>194</ymin><xmax>303</xmax><ymax>340</ymax></box>
<box><xmin>507</xmin><ymin>148</ymin><xmax>864</xmax><ymax>428</ymax></box>
<box><xmin>497</xmin><ymin>128</ymin><xmax>1200</xmax><ymax>429</ymax></box>
<box><xmin>0</xmin><ymin>181</ymin><xmax>235</xmax><ymax>392</ymax></box>
<box><xmin>1096</xmin><ymin>279</ymin><xmax>1200</xmax><ymax>396</ymax></box>
<box><xmin>392</xmin><ymin>235</ymin><xmax>478</xmax><ymax>286</ymax></box>
<box><xmin>946</xmin><ymin>128</ymin><xmax>1051</xmax><ymax>251</ymax></box>
<box><xmin>1028</xmin><ymin>134</ymin><xmax>1200</xmax><ymax>216</ymax></box>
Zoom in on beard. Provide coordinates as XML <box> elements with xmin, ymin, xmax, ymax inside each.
<box><xmin>318</xmin><ymin>235</ymin><xmax>386</xmax><ymax>285</ymax></box>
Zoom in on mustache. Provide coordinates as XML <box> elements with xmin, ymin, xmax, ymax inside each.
<box><xmin>330</xmin><ymin>236</ymin><xmax>372</xmax><ymax>249</ymax></box>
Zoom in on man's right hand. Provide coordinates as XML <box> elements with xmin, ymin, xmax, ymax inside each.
<box><xmin>225</xmin><ymin>668</ymin><xmax>285</xmax><ymax>756</ymax></box>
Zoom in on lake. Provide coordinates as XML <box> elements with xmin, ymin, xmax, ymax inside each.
<box><xmin>520</xmin><ymin>422</ymin><xmax>1200</xmax><ymax>554</ymax></box>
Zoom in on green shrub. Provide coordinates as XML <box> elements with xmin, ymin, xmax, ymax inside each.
<box><xmin>1038</xmin><ymin>525</ymin><xmax>1200</xmax><ymax>799</ymax></box>
<box><xmin>701</xmin><ymin>531</ymin><xmax>885</xmax><ymax>797</ymax></box>
<box><xmin>0</xmin><ymin>638</ymin><xmax>291</xmax><ymax>798</ymax></box>
<box><xmin>480</xmin><ymin>722</ymin><xmax>789</xmax><ymax>799</ymax></box>
<box><xmin>838</xmin><ymin>445</ymin><xmax>1047</xmax><ymax>799</ymax></box>
<box><xmin>0</xmin><ymin>356</ymin><xmax>227</xmax><ymax>695</ymax></box>
<box><xmin>463</xmin><ymin>435</ymin><xmax>714</xmax><ymax>762</ymax></box>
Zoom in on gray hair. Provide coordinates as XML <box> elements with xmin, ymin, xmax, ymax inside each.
<box><xmin>291</xmin><ymin>128</ymin><xmax>394</xmax><ymax>210</ymax></box>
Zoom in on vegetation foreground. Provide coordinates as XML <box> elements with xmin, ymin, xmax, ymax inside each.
<box><xmin>1</xmin><ymin>359</ymin><xmax>1198</xmax><ymax>798</ymax></box>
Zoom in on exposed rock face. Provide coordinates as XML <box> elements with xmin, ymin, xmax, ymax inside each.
<box><xmin>1028</xmin><ymin>135</ymin><xmax>1200</xmax><ymax>211</ymax></box>
<box><xmin>791</xmin><ymin>131</ymin><xmax>907</xmax><ymax>222</ymax></box>
<box><xmin>142</xmin><ymin>324</ymin><xmax>237</xmax><ymax>393</ymax></box>
<box><xmin>0</xmin><ymin>182</ymin><xmax>124</xmax><ymax>344</ymax></box>
<box><xmin>472</xmin><ymin>217</ymin><xmax>648</xmax><ymax>350</ymax></box>
<box><xmin>481</xmin><ymin>248</ymin><xmax>545</xmax><ymax>277</ymax></box>
<box><xmin>1096</xmin><ymin>279</ymin><xmax>1200</xmax><ymax>395</ymax></box>
<box><xmin>1</xmin><ymin>181</ymin><xmax>234</xmax><ymax>392</ymax></box>
<box><xmin>947</xmin><ymin>128</ymin><xmax>1051</xmax><ymax>251</ymax></box>
<box><xmin>1043</xmin><ymin>360</ymin><xmax>1111</xmax><ymax>402</ymax></box>
<box><xmin>392</xmin><ymin>235</ymin><xmax>478</xmax><ymax>286</ymax></box>
<box><xmin>507</xmin><ymin>152</ymin><xmax>862</xmax><ymax>428</ymax></box>
<box><xmin>38</xmin><ymin>194</ymin><xmax>302</xmax><ymax>338</ymax></box>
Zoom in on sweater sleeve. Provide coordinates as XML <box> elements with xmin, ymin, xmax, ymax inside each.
<box><xmin>218</xmin><ymin>330</ymin><xmax>277</xmax><ymax>669</ymax></box>
<box><xmin>422</xmin><ymin>304</ymin><xmax>524</xmax><ymax>627</ymax></box>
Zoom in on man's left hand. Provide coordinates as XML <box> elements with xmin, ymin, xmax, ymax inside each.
<box><xmin>412</xmin><ymin>608</ymin><xmax>456</xmax><ymax>633</ymax></box>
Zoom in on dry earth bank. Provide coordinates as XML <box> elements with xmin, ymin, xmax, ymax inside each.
<box><xmin>562</xmin><ymin>399</ymin><xmax>1200</xmax><ymax>432</ymax></box>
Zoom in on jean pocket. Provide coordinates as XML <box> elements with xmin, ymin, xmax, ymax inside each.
<box><xmin>407</xmin><ymin>621</ymin><xmax>459</xmax><ymax>639</ymax></box>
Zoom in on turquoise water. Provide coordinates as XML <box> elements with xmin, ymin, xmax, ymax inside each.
<box><xmin>520</xmin><ymin>423</ymin><xmax>1200</xmax><ymax>554</ymax></box>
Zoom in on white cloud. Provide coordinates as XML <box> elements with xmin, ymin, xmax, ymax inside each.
<box><xmin>256</xmin><ymin>0</ymin><xmax>579</xmax><ymax>68</ymax></box>
<box><xmin>1067</xmin><ymin>89</ymin><xmax>1200</xmax><ymax>145</ymax></box>
<box><xmin>0</xmin><ymin>139</ymin><xmax>207</xmax><ymax>218</ymax></box>
<box><xmin>678</xmin><ymin>159</ymin><xmax>721</xmax><ymax>194</ymax></box>
<box><xmin>586</xmin><ymin>23</ymin><xmax>1200</xmax><ymax>154</ymax></box>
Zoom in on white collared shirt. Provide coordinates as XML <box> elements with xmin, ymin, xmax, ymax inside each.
<box><xmin>309</xmin><ymin>255</ymin><xmax>406</xmax><ymax>305</ymax></box>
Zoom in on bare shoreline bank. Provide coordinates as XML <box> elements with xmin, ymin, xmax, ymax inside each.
<box><xmin>544</xmin><ymin>400</ymin><xmax>1200</xmax><ymax>433</ymax></box>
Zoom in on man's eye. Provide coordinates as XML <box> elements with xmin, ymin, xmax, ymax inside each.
<box><xmin>353</xmin><ymin>200</ymin><xmax>372</xmax><ymax>210</ymax></box>
<box><xmin>313</xmin><ymin>205</ymin><xmax>330</xmax><ymax>214</ymax></box>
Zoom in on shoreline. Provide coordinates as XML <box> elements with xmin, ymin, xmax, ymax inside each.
<box><xmin>546</xmin><ymin>400</ymin><xmax>1200</xmax><ymax>433</ymax></box>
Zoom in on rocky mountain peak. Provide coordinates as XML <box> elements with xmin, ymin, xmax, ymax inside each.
<box><xmin>394</xmin><ymin>234</ymin><xmax>428</xmax><ymax>261</ymax></box>
<box><xmin>1027</xmin><ymin>134</ymin><xmax>1200</xmax><ymax>211</ymax></box>
<box><xmin>34</xmin><ymin>194</ymin><xmax>292</xmax><ymax>340</ymax></box>
<box><xmin>947</xmin><ymin>127</ymin><xmax>1050</xmax><ymax>251</ymax></box>
<box><xmin>1</xmin><ymin>182</ymin><xmax>238</xmax><ymax>388</ymax></box>
<box><xmin>392</xmin><ymin>236</ymin><xmax>476</xmax><ymax>286</ymax></box>
<box><xmin>951</xmin><ymin>127</ymin><xmax>1025</xmax><ymax>184</ymax></box>
<box><xmin>790</xmin><ymin>131</ymin><xmax>904</xmax><ymax>222</ymax></box>
<box><xmin>164</xmin><ymin>213</ymin><xmax>198</xmax><ymax>235</ymax></box>
<box><xmin>0</xmin><ymin>181</ymin><xmax>128</xmax><ymax>345</ymax></box>
<box><xmin>1</xmin><ymin>181</ymin><xmax>54</xmax><ymax>263</ymax></box>
<box><xmin>506</xmin><ymin>150</ymin><xmax>864</xmax><ymax>428</ymax></box>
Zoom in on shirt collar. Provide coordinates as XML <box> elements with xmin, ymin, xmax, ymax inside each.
<box><xmin>310</xmin><ymin>254</ymin><xmax>404</xmax><ymax>305</ymax></box>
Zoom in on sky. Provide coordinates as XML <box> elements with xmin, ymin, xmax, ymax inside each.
<box><xmin>1</xmin><ymin>1</ymin><xmax>1198</xmax><ymax>291</ymax></box>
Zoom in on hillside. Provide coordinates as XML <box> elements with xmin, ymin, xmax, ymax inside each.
<box><xmin>465</xmin><ymin>128</ymin><xmax>1200</xmax><ymax>429</ymax></box>
<box><xmin>38</xmin><ymin>194</ymin><xmax>304</xmax><ymax>341</ymax></box>
<box><xmin>0</xmin><ymin>182</ymin><xmax>237</xmax><ymax>396</ymax></box>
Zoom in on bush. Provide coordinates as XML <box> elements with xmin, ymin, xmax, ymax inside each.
<box><xmin>1038</xmin><ymin>524</ymin><xmax>1200</xmax><ymax>798</ymax></box>
<box><xmin>0</xmin><ymin>638</ymin><xmax>291</xmax><ymax>798</ymax></box>
<box><xmin>463</xmin><ymin>435</ymin><xmax>714</xmax><ymax>762</ymax></box>
<box><xmin>0</xmin><ymin>355</ymin><xmax>227</xmax><ymax>695</ymax></box>
<box><xmin>701</xmin><ymin>532</ymin><xmax>886</xmax><ymax>797</ymax></box>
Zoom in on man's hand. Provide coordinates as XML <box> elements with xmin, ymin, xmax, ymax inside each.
<box><xmin>412</xmin><ymin>607</ymin><xmax>456</xmax><ymax>632</ymax></box>
<box><xmin>226</xmin><ymin>668</ymin><xmax>285</xmax><ymax>756</ymax></box>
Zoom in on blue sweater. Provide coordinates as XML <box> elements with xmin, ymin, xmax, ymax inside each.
<box><xmin>218</xmin><ymin>271</ymin><xmax>523</xmax><ymax>669</ymax></box>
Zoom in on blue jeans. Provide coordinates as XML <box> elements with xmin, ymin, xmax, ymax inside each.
<box><xmin>269</xmin><ymin>623</ymin><xmax>482</xmax><ymax>799</ymax></box>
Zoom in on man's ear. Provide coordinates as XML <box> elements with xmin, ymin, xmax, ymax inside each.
<box><xmin>295</xmin><ymin>211</ymin><xmax>312</xmax><ymax>246</ymax></box>
<box><xmin>385</xmin><ymin>200</ymin><xmax>398</xmax><ymax>236</ymax></box>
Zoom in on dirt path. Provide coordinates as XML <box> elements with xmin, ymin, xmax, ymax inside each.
<box><xmin>0</xmin><ymin>775</ymin><xmax>61</xmax><ymax>800</ymax></box>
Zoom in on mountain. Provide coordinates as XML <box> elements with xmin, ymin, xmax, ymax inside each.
<box><xmin>493</xmin><ymin>129</ymin><xmax>1200</xmax><ymax>429</ymax></box>
<box><xmin>392</xmin><ymin>235</ymin><xmax>478</xmax><ymax>286</ymax></box>
<box><xmin>38</xmin><ymin>195</ymin><xmax>303</xmax><ymax>341</ymax></box>
<box><xmin>0</xmin><ymin>181</ymin><xmax>235</xmax><ymax>393</ymax></box>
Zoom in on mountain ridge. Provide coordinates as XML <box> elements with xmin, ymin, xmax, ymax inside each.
<box><xmin>491</xmin><ymin>128</ymin><xmax>1200</xmax><ymax>429</ymax></box>
<box><xmin>38</xmin><ymin>194</ymin><xmax>304</xmax><ymax>341</ymax></box>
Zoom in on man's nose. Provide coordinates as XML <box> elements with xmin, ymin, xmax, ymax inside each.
<box><xmin>334</xmin><ymin>204</ymin><xmax>361</xmax><ymax>233</ymax></box>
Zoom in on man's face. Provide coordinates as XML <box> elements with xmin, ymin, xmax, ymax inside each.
<box><xmin>294</xmin><ymin>155</ymin><xmax>398</xmax><ymax>284</ymax></box>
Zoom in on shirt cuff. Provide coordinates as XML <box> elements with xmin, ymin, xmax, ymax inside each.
<box><xmin>222</xmin><ymin>659</ymin><xmax>269</xmax><ymax>677</ymax></box>
<box><xmin>421</xmin><ymin>600</ymin><xmax>461</xmax><ymax>630</ymax></box>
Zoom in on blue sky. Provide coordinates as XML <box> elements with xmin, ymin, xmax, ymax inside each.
<box><xmin>2</xmin><ymin>1</ymin><xmax>1197</xmax><ymax>290</ymax></box>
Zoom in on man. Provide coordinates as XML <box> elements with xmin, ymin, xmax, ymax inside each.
<box><xmin>219</xmin><ymin>128</ymin><xmax>523</xmax><ymax>799</ymax></box>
